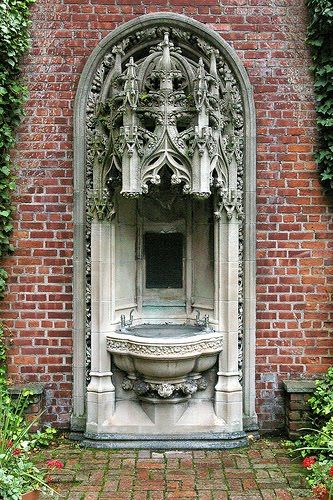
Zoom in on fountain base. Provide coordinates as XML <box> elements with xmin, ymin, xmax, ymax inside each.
<box><xmin>81</xmin><ymin>431</ymin><xmax>248</xmax><ymax>450</ymax></box>
<box><xmin>83</xmin><ymin>398</ymin><xmax>247</xmax><ymax>448</ymax></box>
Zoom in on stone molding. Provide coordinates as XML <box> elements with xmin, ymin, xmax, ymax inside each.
<box><xmin>106</xmin><ymin>334</ymin><xmax>223</xmax><ymax>358</ymax></box>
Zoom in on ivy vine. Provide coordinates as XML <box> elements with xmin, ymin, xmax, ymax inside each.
<box><xmin>305</xmin><ymin>0</ymin><xmax>333</xmax><ymax>190</ymax></box>
<box><xmin>0</xmin><ymin>0</ymin><xmax>35</xmax><ymax>298</ymax></box>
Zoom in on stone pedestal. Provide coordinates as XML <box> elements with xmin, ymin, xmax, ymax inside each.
<box><xmin>282</xmin><ymin>380</ymin><xmax>316</xmax><ymax>439</ymax></box>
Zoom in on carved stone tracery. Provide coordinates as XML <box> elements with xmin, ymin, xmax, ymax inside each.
<box><xmin>86</xmin><ymin>28</ymin><xmax>244</xmax><ymax>209</ymax></box>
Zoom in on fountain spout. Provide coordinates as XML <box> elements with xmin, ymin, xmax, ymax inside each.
<box><xmin>194</xmin><ymin>310</ymin><xmax>212</xmax><ymax>333</ymax></box>
<box><xmin>120</xmin><ymin>309</ymin><xmax>135</xmax><ymax>332</ymax></box>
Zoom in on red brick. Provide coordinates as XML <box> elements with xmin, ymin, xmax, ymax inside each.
<box><xmin>1</xmin><ymin>0</ymin><xmax>331</xmax><ymax>431</ymax></box>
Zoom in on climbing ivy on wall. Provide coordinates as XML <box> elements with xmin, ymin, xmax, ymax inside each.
<box><xmin>305</xmin><ymin>0</ymin><xmax>333</xmax><ymax>191</ymax></box>
<box><xmin>0</xmin><ymin>0</ymin><xmax>34</xmax><ymax>297</ymax></box>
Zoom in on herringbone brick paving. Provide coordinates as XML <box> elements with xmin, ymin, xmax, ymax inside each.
<box><xmin>39</xmin><ymin>438</ymin><xmax>311</xmax><ymax>499</ymax></box>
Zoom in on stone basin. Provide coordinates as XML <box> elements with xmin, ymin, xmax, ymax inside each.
<box><xmin>106</xmin><ymin>324</ymin><xmax>223</xmax><ymax>398</ymax></box>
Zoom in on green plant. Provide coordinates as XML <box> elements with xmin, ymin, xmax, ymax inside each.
<box><xmin>29</xmin><ymin>426</ymin><xmax>58</xmax><ymax>448</ymax></box>
<box><xmin>308</xmin><ymin>367</ymin><xmax>333</xmax><ymax>424</ymax></box>
<box><xmin>0</xmin><ymin>323</ymin><xmax>7</xmax><ymax>389</ymax></box>
<box><xmin>0</xmin><ymin>385</ymin><xmax>62</xmax><ymax>498</ymax></box>
<box><xmin>300</xmin><ymin>443</ymin><xmax>333</xmax><ymax>500</ymax></box>
<box><xmin>0</xmin><ymin>0</ymin><xmax>35</xmax><ymax>298</ymax></box>
<box><xmin>0</xmin><ymin>448</ymin><xmax>62</xmax><ymax>499</ymax></box>
<box><xmin>305</xmin><ymin>0</ymin><xmax>333</xmax><ymax>191</ymax></box>
<box><xmin>0</xmin><ymin>460</ymin><xmax>45</xmax><ymax>500</ymax></box>
<box><xmin>294</xmin><ymin>418</ymin><xmax>333</xmax><ymax>459</ymax></box>
<box><xmin>0</xmin><ymin>390</ymin><xmax>62</xmax><ymax>498</ymax></box>
<box><xmin>286</xmin><ymin>367</ymin><xmax>333</xmax><ymax>499</ymax></box>
<box><xmin>0</xmin><ymin>320</ymin><xmax>61</xmax><ymax>499</ymax></box>
<box><xmin>0</xmin><ymin>328</ymin><xmax>58</xmax><ymax>452</ymax></box>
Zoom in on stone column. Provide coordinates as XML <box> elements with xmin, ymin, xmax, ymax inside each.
<box><xmin>86</xmin><ymin>219</ymin><xmax>116</xmax><ymax>433</ymax></box>
<box><xmin>214</xmin><ymin>203</ymin><xmax>243</xmax><ymax>432</ymax></box>
<box><xmin>71</xmin><ymin>212</ymin><xmax>87</xmax><ymax>431</ymax></box>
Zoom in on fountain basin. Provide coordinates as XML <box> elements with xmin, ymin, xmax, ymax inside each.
<box><xmin>106</xmin><ymin>324</ymin><xmax>223</xmax><ymax>398</ymax></box>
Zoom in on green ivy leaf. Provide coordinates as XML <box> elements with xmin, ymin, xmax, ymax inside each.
<box><xmin>0</xmin><ymin>0</ymin><xmax>35</xmax><ymax>298</ymax></box>
<box><xmin>306</xmin><ymin>0</ymin><xmax>333</xmax><ymax>192</ymax></box>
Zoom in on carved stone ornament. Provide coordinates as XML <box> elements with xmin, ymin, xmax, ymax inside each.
<box><xmin>88</xmin><ymin>188</ymin><xmax>116</xmax><ymax>222</ymax></box>
<box><xmin>122</xmin><ymin>375</ymin><xmax>208</xmax><ymax>399</ymax></box>
<box><xmin>106</xmin><ymin>336</ymin><xmax>223</xmax><ymax>358</ymax></box>
<box><xmin>214</xmin><ymin>187</ymin><xmax>244</xmax><ymax>221</ymax></box>
<box><xmin>85</xmin><ymin>27</ymin><xmax>244</xmax><ymax>215</ymax></box>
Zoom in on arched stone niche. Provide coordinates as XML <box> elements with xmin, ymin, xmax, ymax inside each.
<box><xmin>72</xmin><ymin>13</ymin><xmax>257</xmax><ymax>447</ymax></box>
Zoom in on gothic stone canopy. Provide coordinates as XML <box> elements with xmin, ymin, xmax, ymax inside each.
<box><xmin>87</xmin><ymin>25</ymin><xmax>244</xmax><ymax>218</ymax></box>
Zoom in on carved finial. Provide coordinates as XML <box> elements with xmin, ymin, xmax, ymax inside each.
<box><xmin>159</xmin><ymin>32</ymin><xmax>173</xmax><ymax>90</ymax></box>
<box><xmin>112</xmin><ymin>45</ymin><xmax>124</xmax><ymax>77</ymax></box>
<box><xmin>124</xmin><ymin>57</ymin><xmax>138</xmax><ymax>109</ymax></box>
<box><xmin>89</xmin><ymin>189</ymin><xmax>116</xmax><ymax>222</ymax></box>
<box><xmin>194</xmin><ymin>58</ymin><xmax>208</xmax><ymax>110</ymax></box>
<box><xmin>209</xmin><ymin>50</ymin><xmax>218</xmax><ymax>79</ymax></box>
<box><xmin>162</xmin><ymin>32</ymin><xmax>171</xmax><ymax>66</ymax></box>
<box><xmin>209</xmin><ymin>50</ymin><xmax>219</xmax><ymax>97</ymax></box>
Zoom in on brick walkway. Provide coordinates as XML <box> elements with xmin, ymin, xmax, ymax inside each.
<box><xmin>41</xmin><ymin>438</ymin><xmax>310</xmax><ymax>499</ymax></box>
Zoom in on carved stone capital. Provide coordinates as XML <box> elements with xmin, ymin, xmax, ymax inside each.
<box><xmin>88</xmin><ymin>189</ymin><xmax>116</xmax><ymax>222</ymax></box>
<box><xmin>214</xmin><ymin>188</ymin><xmax>244</xmax><ymax>221</ymax></box>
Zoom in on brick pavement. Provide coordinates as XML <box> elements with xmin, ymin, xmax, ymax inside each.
<box><xmin>40</xmin><ymin>438</ymin><xmax>310</xmax><ymax>499</ymax></box>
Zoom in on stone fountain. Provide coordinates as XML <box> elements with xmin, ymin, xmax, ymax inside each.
<box><xmin>75</xmin><ymin>14</ymin><xmax>257</xmax><ymax>448</ymax></box>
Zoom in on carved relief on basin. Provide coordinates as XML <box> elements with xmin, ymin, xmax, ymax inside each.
<box><xmin>106</xmin><ymin>324</ymin><xmax>223</xmax><ymax>400</ymax></box>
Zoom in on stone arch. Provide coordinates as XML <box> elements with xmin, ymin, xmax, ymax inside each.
<box><xmin>71</xmin><ymin>13</ymin><xmax>257</xmax><ymax>434</ymax></box>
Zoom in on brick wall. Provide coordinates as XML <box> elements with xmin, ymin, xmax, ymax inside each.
<box><xmin>2</xmin><ymin>0</ymin><xmax>332</xmax><ymax>430</ymax></box>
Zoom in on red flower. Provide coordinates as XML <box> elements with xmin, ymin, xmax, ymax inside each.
<box><xmin>46</xmin><ymin>459</ymin><xmax>64</xmax><ymax>469</ymax></box>
<box><xmin>6</xmin><ymin>440</ymin><xmax>13</xmax><ymax>448</ymax></box>
<box><xmin>12</xmin><ymin>448</ymin><xmax>21</xmax><ymax>456</ymax></box>
<box><xmin>302</xmin><ymin>456</ymin><xmax>316</xmax><ymax>468</ymax></box>
<box><xmin>312</xmin><ymin>484</ymin><xmax>329</xmax><ymax>500</ymax></box>
<box><xmin>329</xmin><ymin>465</ymin><xmax>333</xmax><ymax>476</ymax></box>
<box><xmin>46</xmin><ymin>476</ymin><xmax>52</xmax><ymax>484</ymax></box>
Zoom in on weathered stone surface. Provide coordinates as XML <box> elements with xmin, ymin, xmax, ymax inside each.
<box><xmin>282</xmin><ymin>380</ymin><xmax>316</xmax><ymax>394</ymax></box>
<box><xmin>283</xmin><ymin>379</ymin><xmax>316</xmax><ymax>438</ymax></box>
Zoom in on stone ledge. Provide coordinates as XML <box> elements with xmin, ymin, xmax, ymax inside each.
<box><xmin>8</xmin><ymin>382</ymin><xmax>45</xmax><ymax>396</ymax></box>
<box><xmin>282</xmin><ymin>380</ymin><xmax>316</xmax><ymax>394</ymax></box>
<box><xmin>8</xmin><ymin>382</ymin><xmax>45</xmax><ymax>431</ymax></box>
<box><xmin>81</xmin><ymin>431</ymin><xmax>248</xmax><ymax>449</ymax></box>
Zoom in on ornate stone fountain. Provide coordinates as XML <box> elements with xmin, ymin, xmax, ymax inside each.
<box><xmin>107</xmin><ymin>319</ymin><xmax>223</xmax><ymax>400</ymax></box>
<box><xmin>73</xmin><ymin>13</ymin><xmax>257</xmax><ymax>448</ymax></box>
